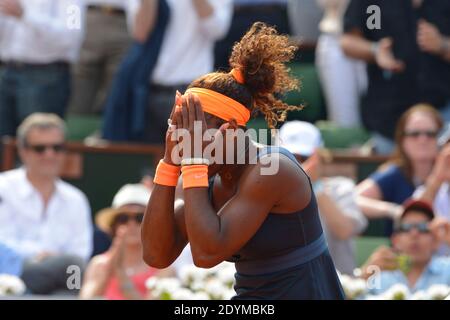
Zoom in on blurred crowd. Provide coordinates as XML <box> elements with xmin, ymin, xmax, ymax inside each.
<box><xmin>1</xmin><ymin>0</ymin><xmax>450</xmax><ymax>299</ymax></box>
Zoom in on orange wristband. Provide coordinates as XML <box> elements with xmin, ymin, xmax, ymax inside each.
<box><xmin>153</xmin><ymin>160</ymin><xmax>180</xmax><ymax>187</ymax></box>
<box><xmin>181</xmin><ymin>165</ymin><xmax>209</xmax><ymax>189</ymax></box>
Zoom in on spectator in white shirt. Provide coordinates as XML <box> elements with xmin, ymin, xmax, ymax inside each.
<box><xmin>0</xmin><ymin>113</ymin><xmax>93</xmax><ymax>295</ymax></box>
<box><xmin>69</xmin><ymin>0</ymin><xmax>141</xmax><ymax>115</ymax></box>
<box><xmin>136</xmin><ymin>0</ymin><xmax>232</xmax><ymax>143</ymax></box>
<box><xmin>280</xmin><ymin>121</ymin><xmax>368</xmax><ymax>274</ymax></box>
<box><xmin>287</xmin><ymin>0</ymin><xmax>322</xmax><ymax>43</ymax></box>
<box><xmin>315</xmin><ymin>0</ymin><xmax>367</xmax><ymax>128</ymax></box>
<box><xmin>0</xmin><ymin>0</ymin><xmax>83</xmax><ymax>138</ymax></box>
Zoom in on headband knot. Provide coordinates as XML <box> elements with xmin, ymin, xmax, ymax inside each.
<box><xmin>230</xmin><ymin>68</ymin><xmax>245</xmax><ymax>85</ymax></box>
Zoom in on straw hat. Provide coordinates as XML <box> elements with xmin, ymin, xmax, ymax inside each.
<box><xmin>95</xmin><ymin>184</ymin><xmax>151</xmax><ymax>234</ymax></box>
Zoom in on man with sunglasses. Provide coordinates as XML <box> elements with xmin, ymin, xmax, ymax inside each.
<box><xmin>360</xmin><ymin>199</ymin><xmax>450</xmax><ymax>295</ymax></box>
<box><xmin>0</xmin><ymin>113</ymin><xmax>93</xmax><ymax>295</ymax></box>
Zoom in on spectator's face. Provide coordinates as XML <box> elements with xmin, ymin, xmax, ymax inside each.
<box><xmin>402</xmin><ymin>112</ymin><xmax>439</xmax><ymax>162</ymax></box>
<box><xmin>392</xmin><ymin>211</ymin><xmax>437</xmax><ymax>266</ymax></box>
<box><xmin>19</xmin><ymin>127</ymin><xmax>65</xmax><ymax>178</ymax></box>
<box><xmin>112</xmin><ymin>204</ymin><xmax>145</xmax><ymax>246</ymax></box>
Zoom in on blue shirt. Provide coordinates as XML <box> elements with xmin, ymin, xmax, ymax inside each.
<box><xmin>370</xmin><ymin>165</ymin><xmax>416</xmax><ymax>205</ymax></box>
<box><xmin>369</xmin><ymin>257</ymin><xmax>450</xmax><ymax>295</ymax></box>
<box><xmin>370</xmin><ymin>165</ymin><xmax>418</xmax><ymax>235</ymax></box>
<box><xmin>0</xmin><ymin>243</ymin><xmax>23</xmax><ymax>276</ymax></box>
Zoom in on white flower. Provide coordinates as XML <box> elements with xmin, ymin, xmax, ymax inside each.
<box><xmin>194</xmin><ymin>266</ymin><xmax>211</xmax><ymax>280</ymax></box>
<box><xmin>410</xmin><ymin>290</ymin><xmax>428</xmax><ymax>300</ymax></box>
<box><xmin>147</xmin><ymin>261</ymin><xmax>238</xmax><ymax>300</ymax></box>
<box><xmin>339</xmin><ymin>274</ymin><xmax>367</xmax><ymax>300</ymax></box>
<box><xmin>348</xmin><ymin>278</ymin><xmax>367</xmax><ymax>299</ymax></box>
<box><xmin>179</xmin><ymin>265</ymin><xmax>209</xmax><ymax>286</ymax></box>
<box><xmin>158</xmin><ymin>278</ymin><xmax>182</xmax><ymax>291</ymax></box>
<box><xmin>191</xmin><ymin>291</ymin><xmax>210</xmax><ymax>300</ymax></box>
<box><xmin>217</xmin><ymin>266</ymin><xmax>235</xmax><ymax>288</ymax></box>
<box><xmin>217</xmin><ymin>261</ymin><xmax>234</xmax><ymax>271</ymax></box>
<box><xmin>204</xmin><ymin>262</ymin><xmax>234</xmax><ymax>279</ymax></box>
<box><xmin>222</xmin><ymin>289</ymin><xmax>236</xmax><ymax>300</ymax></box>
<box><xmin>338</xmin><ymin>274</ymin><xmax>352</xmax><ymax>289</ymax></box>
<box><xmin>204</xmin><ymin>279</ymin><xmax>228</xmax><ymax>300</ymax></box>
<box><xmin>383</xmin><ymin>284</ymin><xmax>410</xmax><ymax>300</ymax></box>
<box><xmin>145</xmin><ymin>277</ymin><xmax>158</xmax><ymax>291</ymax></box>
<box><xmin>178</xmin><ymin>265</ymin><xmax>194</xmax><ymax>286</ymax></box>
<box><xmin>364</xmin><ymin>294</ymin><xmax>385</xmax><ymax>300</ymax></box>
<box><xmin>190</xmin><ymin>280</ymin><xmax>205</xmax><ymax>292</ymax></box>
<box><xmin>205</xmin><ymin>264</ymin><xmax>220</xmax><ymax>275</ymax></box>
<box><xmin>426</xmin><ymin>285</ymin><xmax>450</xmax><ymax>300</ymax></box>
<box><xmin>171</xmin><ymin>288</ymin><xmax>196</xmax><ymax>300</ymax></box>
<box><xmin>149</xmin><ymin>277</ymin><xmax>182</xmax><ymax>300</ymax></box>
<box><xmin>0</xmin><ymin>274</ymin><xmax>26</xmax><ymax>296</ymax></box>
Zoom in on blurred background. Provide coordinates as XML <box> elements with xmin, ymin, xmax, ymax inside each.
<box><xmin>0</xmin><ymin>0</ymin><xmax>450</xmax><ymax>300</ymax></box>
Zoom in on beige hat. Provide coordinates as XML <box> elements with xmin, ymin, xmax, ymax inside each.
<box><xmin>95</xmin><ymin>184</ymin><xmax>151</xmax><ymax>234</ymax></box>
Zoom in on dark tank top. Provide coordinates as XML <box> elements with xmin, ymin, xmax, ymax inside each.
<box><xmin>209</xmin><ymin>146</ymin><xmax>344</xmax><ymax>299</ymax></box>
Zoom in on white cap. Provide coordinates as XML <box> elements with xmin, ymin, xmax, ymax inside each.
<box><xmin>112</xmin><ymin>184</ymin><xmax>151</xmax><ymax>208</ymax></box>
<box><xmin>279</xmin><ymin>120</ymin><xmax>323</xmax><ymax>157</ymax></box>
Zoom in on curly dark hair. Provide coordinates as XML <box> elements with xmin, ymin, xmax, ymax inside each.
<box><xmin>189</xmin><ymin>22</ymin><xmax>301</xmax><ymax>129</ymax></box>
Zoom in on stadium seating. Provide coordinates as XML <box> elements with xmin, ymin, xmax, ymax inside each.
<box><xmin>354</xmin><ymin>236</ymin><xmax>390</xmax><ymax>267</ymax></box>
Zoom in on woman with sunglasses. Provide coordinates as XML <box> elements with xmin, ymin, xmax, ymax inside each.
<box><xmin>80</xmin><ymin>184</ymin><xmax>173</xmax><ymax>300</ymax></box>
<box><xmin>356</xmin><ymin>104</ymin><xmax>444</xmax><ymax>235</ymax></box>
<box><xmin>142</xmin><ymin>23</ymin><xmax>344</xmax><ymax>300</ymax></box>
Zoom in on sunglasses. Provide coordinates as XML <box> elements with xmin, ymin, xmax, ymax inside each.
<box><xmin>395</xmin><ymin>222</ymin><xmax>430</xmax><ymax>234</ymax></box>
<box><xmin>25</xmin><ymin>143</ymin><xmax>66</xmax><ymax>154</ymax></box>
<box><xmin>114</xmin><ymin>212</ymin><xmax>144</xmax><ymax>225</ymax></box>
<box><xmin>403</xmin><ymin>130</ymin><xmax>438</xmax><ymax>139</ymax></box>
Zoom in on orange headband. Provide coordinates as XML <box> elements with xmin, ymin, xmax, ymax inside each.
<box><xmin>185</xmin><ymin>87</ymin><xmax>251</xmax><ymax>126</ymax></box>
<box><xmin>230</xmin><ymin>68</ymin><xmax>245</xmax><ymax>84</ymax></box>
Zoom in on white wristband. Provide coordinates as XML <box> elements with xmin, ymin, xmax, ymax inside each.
<box><xmin>181</xmin><ymin>158</ymin><xmax>210</xmax><ymax>166</ymax></box>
